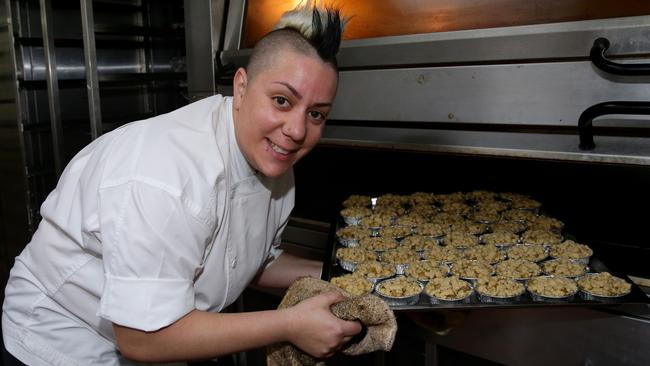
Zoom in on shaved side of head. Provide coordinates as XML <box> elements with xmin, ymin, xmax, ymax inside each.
<box><xmin>246</xmin><ymin>30</ymin><xmax>323</xmax><ymax>83</ymax></box>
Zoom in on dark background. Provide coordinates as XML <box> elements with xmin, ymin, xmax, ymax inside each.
<box><xmin>293</xmin><ymin>145</ymin><xmax>650</xmax><ymax>279</ymax></box>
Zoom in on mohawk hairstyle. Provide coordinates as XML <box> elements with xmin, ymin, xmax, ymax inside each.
<box><xmin>273</xmin><ymin>0</ymin><xmax>347</xmax><ymax>63</ymax></box>
<box><xmin>245</xmin><ymin>1</ymin><xmax>347</xmax><ymax>81</ymax></box>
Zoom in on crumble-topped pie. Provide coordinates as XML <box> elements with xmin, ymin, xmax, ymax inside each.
<box><xmin>330</xmin><ymin>274</ymin><xmax>374</xmax><ymax>296</ymax></box>
<box><xmin>577</xmin><ymin>272</ymin><xmax>631</xmax><ymax>297</ymax></box>
<box><xmin>400</xmin><ymin>235</ymin><xmax>439</xmax><ymax>252</ymax></box>
<box><xmin>540</xmin><ymin>259</ymin><xmax>587</xmax><ymax>278</ymax></box>
<box><xmin>425</xmin><ymin>276</ymin><xmax>473</xmax><ymax>301</ymax></box>
<box><xmin>405</xmin><ymin>260</ymin><xmax>449</xmax><ymax>281</ymax></box>
<box><xmin>451</xmin><ymin>259</ymin><xmax>494</xmax><ymax>279</ymax></box>
<box><xmin>354</xmin><ymin>260</ymin><xmax>396</xmax><ymax>280</ymax></box>
<box><xmin>549</xmin><ymin>240</ymin><xmax>593</xmax><ymax>261</ymax></box>
<box><xmin>359</xmin><ymin>236</ymin><xmax>399</xmax><ymax>251</ymax></box>
<box><xmin>443</xmin><ymin>231</ymin><xmax>479</xmax><ymax>248</ymax></box>
<box><xmin>521</xmin><ymin>229</ymin><xmax>562</xmax><ymax>246</ymax></box>
<box><xmin>480</xmin><ymin>231</ymin><xmax>519</xmax><ymax>247</ymax></box>
<box><xmin>506</xmin><ymin>244</ymin><xmax>548</xmax><ymax>262</ymax></box>
<box><xmin>462</xmin><ymin>245</ymin><xmax>506</xmax><ymax>264</ymax></box>
<box><xmin>476</xmin><ymin>276</ymin><xmax>525</xmax><ymax>298</ymax></box>
<box><xmin>342</xmin><ymin>194</ymin><xmax>372</xmax><ymax>208</ymax></box>
<box><xmin>496</xmin><ymin>259</ymin><xmax>542</xmax><ymax>279</ymax></box>
<box><xmin>527</xmin><ymin>276</ymin><xmax>578</xmax><ymax>299</ymax></box>
<box><xmin>376</xmin><ymin>276</ymin><xmax>423</xmax><ymax>298</ymax></box>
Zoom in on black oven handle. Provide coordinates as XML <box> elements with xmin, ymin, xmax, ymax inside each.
<box><xmin>578</xmin><ymin>101</ymin><xmax>650</xmax><ymax>150</ymax></box>
<box><xmin>590</xmin><ymin>37</ymin><xmax>650</xmax><ymax>76</ymax></box>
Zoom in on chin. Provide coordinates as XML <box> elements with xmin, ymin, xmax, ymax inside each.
<box><xmin>258</xmin><ymin>163</ymin><xmax>291</xmax><ymax>178</ymax></box>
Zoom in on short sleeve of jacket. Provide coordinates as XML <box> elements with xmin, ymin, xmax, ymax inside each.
<box><xmin>96</xmin><ymin>180</ymin><xmax>212</xmax><ymax>331</ymax></box>
<box><xmin>265</xmin><ymin>218</ymin><xmax>288</xmax><ymax>267</ymax></box>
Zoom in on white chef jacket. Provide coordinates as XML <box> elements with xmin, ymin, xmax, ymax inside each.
<box><xmin>2</xmin><ymin>95</ymin><xmax>295</xmax><ymax>365</ymax></box>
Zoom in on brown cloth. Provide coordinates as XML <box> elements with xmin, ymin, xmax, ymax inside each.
<box><xmin>267</xmin><ymin>277</ymin><xmax>397</xmax><ymax>366</ymax></box>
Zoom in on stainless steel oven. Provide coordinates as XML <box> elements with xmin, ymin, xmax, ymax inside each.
<box><xmin>2</xmin><ymin>0</ymin><xmax>645</xmax><ymax>364</ymax></box>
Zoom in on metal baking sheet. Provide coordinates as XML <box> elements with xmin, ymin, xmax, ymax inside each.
<box><xmin>322</xmin><ymin>217</ymin><xmax>650</xmax><ymax>312</ymax></box>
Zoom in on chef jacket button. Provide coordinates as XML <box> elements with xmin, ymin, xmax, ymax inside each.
<box><xmin>231</xmin><ymin>259</ymin><xmax>237</xmax><ymax>268</ymax></box>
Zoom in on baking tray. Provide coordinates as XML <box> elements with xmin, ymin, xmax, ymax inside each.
<box><xmin>322</xmin><ymin>217</ymin><xmax>650</xmax><ymax>312</ymax></box>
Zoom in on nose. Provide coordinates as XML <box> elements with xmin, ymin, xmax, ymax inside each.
<box><xmin>281</xmin><ymin>111</ymin><xmax>307</xmax><ymax>143</ymax></box>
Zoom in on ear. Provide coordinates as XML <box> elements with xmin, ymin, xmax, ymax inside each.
<box><xmin>232</xmin><ymin>67</ymin><xmax>248</xmax><ymax>110</ymax></box>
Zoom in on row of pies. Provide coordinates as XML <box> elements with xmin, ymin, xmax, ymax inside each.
<box><xmin>339</xmin><ymin>192</ymin><xmax>564</xmax><ymax>263</ymax></box>
<box><xmin>329</xmin><ymin>192</ymin><xmax>632</xmax><ymax>304</ymax></box>
<box><xmin>337</xmin><ymin>225</ymin><xmax>571</xmax><ymax>248</ymax></box>
<box><xmin>336</xmin><ymin>247</ymin><xmax>591</xmax><ymax>281</ymax></box>
<box><xmin>331</xmin><ymin>269</ymin><xmax>631</xmax><ymax>304</ymax></box>
<box><xmin>336</xmin><ymin>241</ymin><xmax>593</xmax><ymax>269</ymax></box>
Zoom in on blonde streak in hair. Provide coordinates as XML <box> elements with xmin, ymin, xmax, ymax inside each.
<box><xmin>274</xmin><ymin>11</ymin><xmax>315</xmax><ymax>37</ymax></box>
<box><xmin>274</xmin><ymin>0</ymin><xmax>325</xmax><ymax>38</ymax></box>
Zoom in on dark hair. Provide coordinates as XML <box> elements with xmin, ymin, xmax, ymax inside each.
<box><xmin>286</xmin><ymin>5</ymin><xmax>344</xmax><ymax>63</ymax></box>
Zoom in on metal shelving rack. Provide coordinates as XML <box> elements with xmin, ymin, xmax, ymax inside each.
<box><xmin>0</xmin><ymin>0</ymin><xmax>187</xmax><ymax>286</ymax></box>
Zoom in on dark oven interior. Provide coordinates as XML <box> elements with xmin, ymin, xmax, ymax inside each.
<box><xmin>292</xmin><ymin>145</ymin><xmax>650</xmax><ymax>279</ymax></box>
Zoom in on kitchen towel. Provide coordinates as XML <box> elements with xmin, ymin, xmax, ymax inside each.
<box><xmin>267</xmin><ymin>277</ymin><xmax>397</xmax><ymax>366</ymax></box>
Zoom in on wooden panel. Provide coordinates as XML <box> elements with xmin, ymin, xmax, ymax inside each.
<box><xmin>242</xmin><ymin>0</ymin><xmax>650</xmax><ymax>48</ymax></box>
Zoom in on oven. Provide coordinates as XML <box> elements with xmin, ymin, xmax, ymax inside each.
<box><xmin>171</xmin><ymin>1</ymin><xmax>650</xmax><ymax>364</ymax></box>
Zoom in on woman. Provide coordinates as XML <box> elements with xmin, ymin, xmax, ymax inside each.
<box><xmin>2</xmin><ymin>3</ymin><xmax>361</xmax><ymax>365</ymax></box>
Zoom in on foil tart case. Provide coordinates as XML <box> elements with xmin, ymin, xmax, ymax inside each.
<box><xmin>423</xmin><ymin>279</ymin><xmax>475</xmax><ymax>305</ymax></box>
<box><xmin>579</xmin><ymin>289</ymin><xmax>631</xmax><ymax>302</ymax></box>
<box><xmin>506</xmin><ymin>244</ymin><xmax>549</xmax><ymax>263</ymax></box>
<box><xmin>404</xmin><ymin>261</ymin><xmax>451</xmax><ymax>283</ymax></box>
<box><xmin>474</xmin><ymin>276</ymin><xmax>527</xmax><ymax>303</ymax></box>
<box><xmin>394</xmin><ymin>263</ymin><xmax>408</xmax><ymax>275</ymax></box>
<box><xmin>375</xmin><ymin>277</ymin><xmax>424</xmax><ymax>306</ymax></box>
<box><xmin>337</xmin><ymin>258</ymin><xmax>359</xmax><ymax>272</ymax></box>
<box><xmin>365</xmin><ymin>273</ymin><xmax>396</xmax><ymax>285</ymax></box>
<box><xmin>540</xmin><ymin>259</ymin><xmax>588</xmax><ymax>278</ymax></box>
<box><xmin>549</xmin><ymin>254</ymin><xmax>591</xmax><ymax>266</ymax></box>
<box><xmin>450</xmin><ymin>261</ymin><xmax>495</xmax><ymax>284</ymax></box>
<box><xmin>342</xmin><ymin>216</ymin><xmax>363</xmax><ymax>226</ymax></box>
<box><xmin>476</xmin><ymin>286</ymin><xmax>526</xmax><ymax>303</ymax></box>
<box><xmin>337</xmin><ymin>237</ymin><xmax>359</xmax><ymax>248</ymax></box>
<box><xmin>495</xmin><ymin>261</ymin><xmax>542</xmax><ymax>282</ymax></box>
<box><xmin>576</xmin><ymin>273</ymin><xmax>632</xmax><ymax>301</ymax></box>
<box><xmin>526</xmin><ymin>276</ymin><xmax>579</xmax><ymax>302</ymax></box>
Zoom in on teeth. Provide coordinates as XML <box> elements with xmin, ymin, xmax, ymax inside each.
<box><xmin>270</xmin><ymin>142</ymin><xmax>289</xmax><ymax>155</ymax></box>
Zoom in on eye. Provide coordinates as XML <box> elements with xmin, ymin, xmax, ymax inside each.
<box><xmin>273</xmin><ymin>96</ymin><xmax>289</xmax><ymax>107</ymax></box>
<box><xmin>308</xmin><ymin>110</ymin><xmax>326</xmax><ymax>123</ymax></box>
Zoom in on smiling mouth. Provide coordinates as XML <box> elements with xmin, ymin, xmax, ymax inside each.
<box><xmin>269</xmin><ymin>139</ymin><xmax>291</xmax><ymax>155</ymax></box>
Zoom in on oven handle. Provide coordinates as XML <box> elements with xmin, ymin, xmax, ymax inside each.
<box><xmin>578</xmin><ymin>101</ymin><xmax>650</xmax><ymax>150</ymax></box>
<box><xmin>590</xmin><ymin>37</ymin><xmax>650</xmax><ymax>76</ymax></box>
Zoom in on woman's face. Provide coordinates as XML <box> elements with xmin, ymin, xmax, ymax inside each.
<box><xmin>232</xmin><ymin>48</ymin><xmax>338</xmax><ymax>178</ymax></box>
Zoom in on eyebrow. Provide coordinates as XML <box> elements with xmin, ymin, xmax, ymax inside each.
<box><xmin>272</xmin><ymin>81</ymin><xmax>332</xmax><ymax>108</ymax></box>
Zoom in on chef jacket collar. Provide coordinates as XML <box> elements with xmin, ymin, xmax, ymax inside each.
<box><xmin>225</xmin><ymin>97</ymin><xmax>258</xmax><ymax>183</ymax></box>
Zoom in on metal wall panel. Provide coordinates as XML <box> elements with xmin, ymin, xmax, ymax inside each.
<box><xmin>331</xmin><ymin>61</ymin><xmax>650</xmax><ymax>125</ymax></box>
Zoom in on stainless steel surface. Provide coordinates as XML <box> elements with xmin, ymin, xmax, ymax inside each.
<box><xmin>221</xmin><ymin>16</ymin><xmax>650</xmax><ymax>68</ymax></box>
<box><xmin>1</xmin><ymin>0</ymin><xmax>188</xmax><ymax>284</ymax></box>
<box><xmin>222</xmin><ymin>0</ymin><xmax>245</xmax><ymax>54</ymax></box>
<box><xmin>408</xmin><ymin>306</ymin><xmax>650</xmax><ymax>366</ymax></box>
<box><xmin>0</xmin><ymin>0</ymin><xmax>30</xmax><ymax>290</ymax></box>
<box><xmin>39</xmin><ymin>0</ymin><xmax>63</xmax><ymax>176</ymax></box>
<box><xmin>80</xmin><ymin>0</ymin><xmax>101</xmax><ymax>139</ymax></box>
<box><xmin>331</xmin><ymin>62</ymin><xmax>649</xmax><ymax>125</ymax></box>
<box><xmin>220</xmin><ymin>15</ymin><xmax>650</xmax><ymax>166</ymax></box>
<box><xmin>320</xmin><ymin>126</ymin><xmax>650</xmax><ymax>166</ymax></box>
<box><xmin>184</xmin><ymin>0</ymin><xmax>226</xmax><ymax>99</ymax></box>
<box><xmin>335</xmin><ymin>15</ymin><xmax>650</xmax><ymax>68</ymax></box>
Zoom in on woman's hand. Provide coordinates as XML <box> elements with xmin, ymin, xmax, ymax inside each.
<box><xmin>283</xmin><ymin>291</ymin><xmax>362</xmax><ymax>358</ymax></box>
